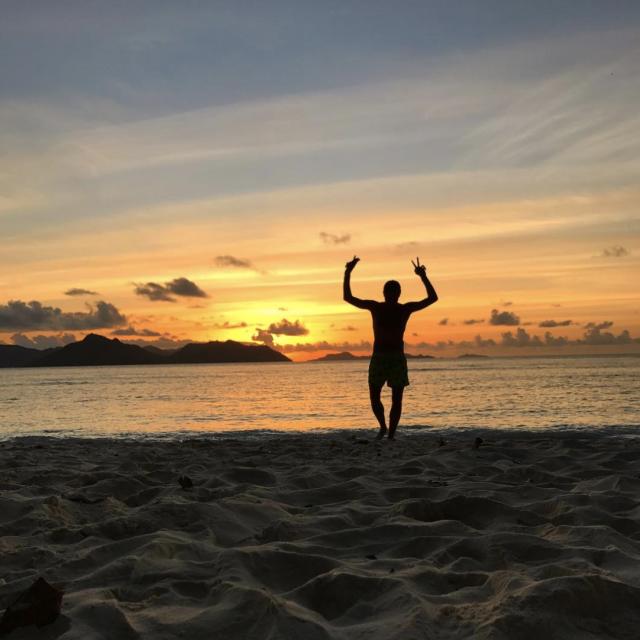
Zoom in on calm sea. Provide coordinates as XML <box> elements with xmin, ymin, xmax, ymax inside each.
<box><xmin>0</xmin><ymin>356</ymin><xmax>638</xmax><ymax>439</ymax></box>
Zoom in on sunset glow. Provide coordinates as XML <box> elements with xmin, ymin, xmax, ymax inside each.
<box><xmin>1</xmin><ymin>3</ymin><xmax>639</xmax><ymax>360</ymax></box>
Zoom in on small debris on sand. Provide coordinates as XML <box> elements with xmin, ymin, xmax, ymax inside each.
<box><xmin>0</xmin><ymin>577</ymin><xmax>63</xmax><ymax>635</ymax></box>
<box><xmin>178</xmin><ymin>475</ymin><xmax>194</xmax><ymax>490</ymax></box>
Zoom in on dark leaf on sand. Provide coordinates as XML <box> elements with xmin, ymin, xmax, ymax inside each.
<box><xmin>66</xmin><ymin>494</ymin><xmax>105</xmax><ymax>504</ymax></box>
<box><xmin>365</xmin><ymin>554</ymin><xmax>377</xmax><ymax>560</ymax></box>
<box><xmin>178</xmin><ymin>476</ymin><xmax>194</xmax><ymax>490</ymax></box>
<box><xmin>0</xmin><ymin>577</ymin><xmax>63</xmax><ymax>635</ymax></box>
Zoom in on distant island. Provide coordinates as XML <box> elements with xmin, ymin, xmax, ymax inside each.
<box><xmin>457</xmin><ymin>353</ymin><xmax>489</xmax><ymax>359</ymax></box>
<box><xmin>310</xmin><ymin>351</ymin><xmax>368</xmax><ymax>362</ymax></box>
<box><xmin>310</xmin><ymin>351</ymin><xmax>435</xmax><ymax>362</ymax></box>
<box><xmin>0</xmin><ymin>333</ymin><xmax>291</xmax><ymax>368</ymax></box>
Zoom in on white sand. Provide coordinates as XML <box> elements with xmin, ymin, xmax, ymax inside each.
<box><xmin>1</xmin><ymin>429</ymin><xmax>640</xmax><ymax>639</ymax></box>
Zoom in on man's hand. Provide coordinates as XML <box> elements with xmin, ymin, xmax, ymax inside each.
<box><xmin>404</xmin><ymin>257</ymin><xmax>438</xmax><ymax>312</ymax></box>
<box><xmin>345</xmin><ymin>255</ymin><xmax>360</xmax><ymax>272</ymax></box>
<box><xmin>411</xmin><ymin>257</ymin><xmax>427</xmax><ymax>278</ymax></box>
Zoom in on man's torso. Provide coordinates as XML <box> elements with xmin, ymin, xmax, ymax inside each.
<box><xmin>370</xmin><ymin>302</ymin><xmax>411</xmax><ymax>353</ymax></box>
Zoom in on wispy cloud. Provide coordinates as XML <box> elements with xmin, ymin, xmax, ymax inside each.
<box><xmin>214</xmin><ymin>255</ymin><xmax>253</xmax><ymax>269</ymax></box>
<box><xmin>134</xmin><ymin>283</ymin><xmax>175</xmax><ymax>302</ymax></box>
<box><xmin>320</xmin><ymin>232</ymin><xmax>350</xmax><ymax>245</ymax></box>
<box><xmin>214</xmin><ymin>255</ymin><xmax>265</xmax><ymax>274</ymax></box>
<box><xmin>489</xmin><ymin>309</ymin><xmax>520</xmax><ymax>326</ymax></box>
<box><xmin>64</xmin><ymin>287</ymin><xmax>98</xmax><ymax>296</ymax></box>
<box><xmin>501</xmin><ymin>325</ymin><xmax>637</xmax><ymax>347</ymax></box>
<box><xmin>167</xmin><ymin>277</ymin><xmax>207</xmax><ymax>297</ymax></box>
<box><xmin>134</xmin><ymin>277</ymin><xmax>208</xmax><ymax>302</ymax></box>
<box><xmin>539</xmin><ymin>319</ymin><xmax>573</xmax><ymax>327</ymax></box>
<box><xmin>213</xmin><ymin>321</ymin><xmax>248</xmax><ymax>329</ymax></box>
<box><xmin>32</xmin><ymin>27</ymin><xmax>634</xmax><ymax>196</ymax></box>
<box><xmin>411</xmin><ymin>324</ymin><xmax>639</xmax><ymax>351</ymax></box>
<box><xmin>267</xmin><ymin>318</ymin><xmax>309</xmax><ymax>336</ymax></box>
<box><xmin>111</xmin><ymin>326</ymin><xmax>162</xmax><ymax>337</ymax></box>
<box><xmin>585</xmin><ymin>321</ymin><xmax>614</xmax><ymax>330</ymax></box>
<box><xmin>251</xmin><ymin>317</ymin><xmax>309</xmax><ymax>346</ymax></box>
<box><xmin>11</xmin><ymin>332</ymin><xmax>76</xmax><ymax>349</ymax></box>
<box><xmin>2</xmin><ymin>26</ymin><xmax>639</xmax><ymax>245</ymax></box>
<box><xmin>396</xmin><ymin>241</ymin><xmax>421</xmax><ymax>251</ymax></box>
<box><xmin>601</xmin><ymin>245</ymin><xmax>629</xmax><ymax>257</ymax></box>
<box><xmin>278</xmin><ymin>340</ymin><xmax>372</xmax><ymax>353</ymax></box>
<box><xmin>252</xmin><ymin>328</ymin><xmax>274</xmax><ymax>346</ymax></box>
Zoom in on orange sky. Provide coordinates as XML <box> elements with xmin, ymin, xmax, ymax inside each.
<box><xmin>1</xmin><ymin>6</ymin><xmax>639</xmax><ymax>359</ymax></box>
<box><xmin>3</xmin><ymin>177</ymin><xmax>639</xmax><ymax>360</ymax></box>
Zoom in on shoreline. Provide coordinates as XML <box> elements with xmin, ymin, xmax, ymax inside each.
<box><xmin>1</xmin><ymin>351</ymin><xmax>640</xmax><ymax>371</ymax></box>
<box><xmin>2</xmin><ymin>430</ymin><xmax>639</xmax><ymax>638</ymax></box>
<box><xmin>3</xmin><ymin>423</ymin><xmax>640</xmax><ymax>444</ymax></box>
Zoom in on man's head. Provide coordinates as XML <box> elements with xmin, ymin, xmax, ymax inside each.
<box><xmin>383</xmin><ymin>280</ymin><xmax>401</xmax><ymax>303</ymax></box>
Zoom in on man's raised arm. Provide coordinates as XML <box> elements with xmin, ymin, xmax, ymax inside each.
<box><xmin>343</xmin><ymin>256</ymin><xmax>375</xmax><ymax>310</ymax></box>
<box><xmin>404</xmin><ymin>257</ymin><xmax>438</xmax><ymax>313</ymax></box>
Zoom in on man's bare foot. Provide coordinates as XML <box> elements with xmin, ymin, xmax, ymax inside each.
<box><xmin>387</xmin><ymin>434</ymin><xmax>395</xmax><ymax>441</ymax></box>
<box><xmin>375</xmin><ymin>427</ymin><xmax>388</xmax><ymax>440</ymax></box>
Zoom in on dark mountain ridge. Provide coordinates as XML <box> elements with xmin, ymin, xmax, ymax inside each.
<box><xmin>32</xmin><ymin>334</ymin><xmax>162</xmax><ymax>367</ymax></box>
<box><xmin>169</xmin><ymin>340</ymin><xmax>290</xmax><ymax>364</ymax></box>
<box><xmin>310</xmin><ymin>351</ymin><xmax>436</xmax><ymax>362</ymax></box>
<box><xmin>0</xmin><ymin>344</ymin><xmax>59</xmax><ymax>367</ymax></box>
<box><xmin>310</xmin><ymin>351</ymin><xmax>367</xmax><ymax>362</ymax></box>
<box><xmin>0</xmin><ymin>334</ymin><xmax>291</xmax><ymax>367</ymax></box>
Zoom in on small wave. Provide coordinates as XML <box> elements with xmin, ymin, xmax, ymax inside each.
<box><xmin>411</xmin><ymin>366</ymin><xmax>500</xmax><ymax>372</ymax></box>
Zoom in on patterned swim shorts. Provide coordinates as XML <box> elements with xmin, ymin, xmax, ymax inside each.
<box><xmin>368</xmin><ymin>352</ymin><xmax>410</xmax><ymax>388</ymax></box>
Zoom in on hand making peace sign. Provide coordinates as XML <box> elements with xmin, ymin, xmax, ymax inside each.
<box><xmin>411</xmin><ymin>257</ymin><xmax>427</xmax><ymax>277</ymax></box>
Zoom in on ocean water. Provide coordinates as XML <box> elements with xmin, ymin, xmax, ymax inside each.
<box><xmin>0</xmin><ymin>356</ymin><xmax>638</xmax><ymax>439</ymax></box>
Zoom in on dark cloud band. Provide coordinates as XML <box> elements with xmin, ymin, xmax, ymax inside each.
<box><xmin>0</xmin><ymin>300</ymin><xmax>126</xmax><ymax>331</ymax></box>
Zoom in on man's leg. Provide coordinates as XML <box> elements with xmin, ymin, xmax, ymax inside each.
<box><xmin>388</xmin><ymin>386</ymin><xmax>404</xmax><ymax>440</ymax></box>
<box><xmin>369</xmin><ymin>383</ymin><xmax>387</xmax><ymax>439</ymax></box>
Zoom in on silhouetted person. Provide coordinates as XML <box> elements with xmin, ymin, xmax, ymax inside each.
<box><xmin>343</xmin><ymin>256</ymin><xmax>438</xmax><ymax>440</ymax></box>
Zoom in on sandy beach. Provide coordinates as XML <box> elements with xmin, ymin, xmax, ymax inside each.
<box><xmin>1</xmin><ymin>429</ymin><xmax>639</xmax><ymax>639</ymax></box>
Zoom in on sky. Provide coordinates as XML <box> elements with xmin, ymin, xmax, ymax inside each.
<box><xmin>1</xmin><ymin>1</ymin><xmax>639</xmax><ymax>360</ymax></box>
